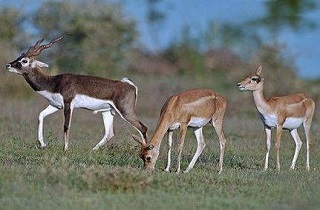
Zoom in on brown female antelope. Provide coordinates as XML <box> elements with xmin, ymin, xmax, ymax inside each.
<box><xmin>133</xmin><ymin>89</ymin><xmax>227</xmax><ymax>174</ymax></box>
<box><xmin>6</xmin><ymin>36</ymin><xmax>147</xmax><ymax>151</ymax></box>
<box><xmin>237</xmin><ymin>66</ymin><xmax>315</xmax><ymax>171</ymax></box>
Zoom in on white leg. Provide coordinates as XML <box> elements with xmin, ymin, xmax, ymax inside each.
<box><xmin>303</xmin><ymin>119</ymin><xmax>312</xmax><ymax>171</ymax></box>
<box><xmin>184</xmin><ymin>127</ymin><xmax>206</xmax><ymax>173</ymax></box>
<box><xmin>264</xmin><ymin>128</ymin><xmax>271</xmax><ymax>171</ymax></box>
<box><xmin>289</xmin><ymin>129</ymin><xmax>302</xmax><ymax>170</ymax></box>
<box><xmin>92</xmin><ymin>111</ymin><xmax>115</xmax><ymax>151</ymax></box>
<box><xmin>275</xmin><ymin>125</ymin><xmax>283</xmax><ymax>171</ymax></box>
<box><xmin>164</xmin><ymin>131</ymin><xmax>173</xmax><ymax>172</ymax></box>
<box><xmin>38</xmin><ymin>105</ymin><xmax>59</xmax><ymax>148</ymax></box>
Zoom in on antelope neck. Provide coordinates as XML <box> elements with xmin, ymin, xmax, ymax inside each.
<box><xmin>150</xmin><ymin>120</ymin><xmax>171</xmax><ymax>148</ymax></box>
<box><xmin>252</xmin><ymin>87</ymin><xmax>270</xmax><ymax>114</ymax></box>
<box><xmin>23</xmin><ymin>68</ymin><xmax>56</xmax><ymax>92</ymax></box>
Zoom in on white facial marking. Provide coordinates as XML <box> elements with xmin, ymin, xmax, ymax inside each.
<box><xmin>7</xmin><ymin>66</ymin><xmax>21</xmax><ymax>74</ymax></box>
<box><xmin>20</xmin><ymin>58</ymin><xmax>29</xmax><ymax>66</ymax></box>
<box><xmin>237</xmin><ymin>85</ymin><xmax>246</xmax><ymax>91</ymax></box>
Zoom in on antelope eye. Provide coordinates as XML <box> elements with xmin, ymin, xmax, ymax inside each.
<box><xmin>251</xmin><ymin>77</ymin><xmax>257</xmax><ymax>81</ymax></box>
<box><xmin>21</xmin><ymin>60</ymin><xmax>28</xmax><ymax>63</ymax></box>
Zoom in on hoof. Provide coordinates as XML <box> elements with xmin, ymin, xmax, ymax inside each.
<box><xmin>92</xmin><ymin>145</ymin><xmax>100</xmax><ymax>151</ymax></box>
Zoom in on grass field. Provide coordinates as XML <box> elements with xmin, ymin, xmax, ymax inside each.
<box><xmin>0</xmin><ymin>73</ymin><xmax>320</xmax><ymax>210</ymax></box>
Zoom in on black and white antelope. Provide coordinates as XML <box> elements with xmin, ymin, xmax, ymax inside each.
<box><xmin>6</xmin><ymin>36</ymin><xmax>147</xmax><ymax>151</ymax></box>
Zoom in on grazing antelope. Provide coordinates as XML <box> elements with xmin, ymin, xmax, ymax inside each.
<box><xmin>6</xmin><ymin>36</ymin><xmax>147</xmax><ymax>151</ymax></box>
<box><xmin>133</xmin><ymin>88</ymin><xmax>227</xmax><ymax>174</ymax></box>
<box><xmin>237</xmin><ymin>66</ymin><xmax>315</xmax><ymax>171</ymax></box>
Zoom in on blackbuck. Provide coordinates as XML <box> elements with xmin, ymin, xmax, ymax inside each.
<box><xmin>133</xmin><ymin>89</ymin><xmax>227</xmax><ymax>174</ymax></box>
<box><xmin>6</xmin><ymin>36</ymin><xmax>147</xmax><ymax>151</ymax></box>
<box><xmin>237</xmin><ymin>66</ymin><xmax>315</xmax><ymax>171</ymax></box>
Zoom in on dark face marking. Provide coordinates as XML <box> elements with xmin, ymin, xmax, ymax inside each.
<box><xmin>251</xmin><ymin>76</ymin><xmax>261</xmax><ymax>83</ymax></box>
<box><xmin>139</xmin><ymin>144</ymin><xmax>158</xmax><ymax>171</ymax></box>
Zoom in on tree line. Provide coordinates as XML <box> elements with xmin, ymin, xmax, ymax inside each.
<box><xmin>0</xmin><ymin>0</ymin><xmax>317</xmax><ymax>80</ymax></box>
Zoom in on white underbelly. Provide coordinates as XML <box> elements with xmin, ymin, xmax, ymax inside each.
<box><xmin>72</xmin><ymin>94</ymin><xmax>113</xmax><ymax>111</ymax></box>
<box><xmin>261</xmin><ymin>114</ymin><xmax>304</xmax><ymax>130</ymax></box>
<box><xmin>169</xmin><ymin>117</ymin><xmax>210</xmax><ymax>130</ymax></box>
<box><xmin>188</xmin><ymin>117</ymin><xmax>211</xmax><ymax>127</ymax></box>
<box><xmin>283</xmin><ymin>118</ymin><xmax>304</xmax><ymax>129</ymax></box>
<box><xmin>37</xmin><ymin>91</ymin><xmax>114</xmax><ymax>112</ymax></box>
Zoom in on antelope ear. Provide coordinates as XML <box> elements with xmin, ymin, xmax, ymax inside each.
<box><xmin>132</xmin><ymin>134</ymin><xmax>146</xmax><ymax>146</ymax></box>
<box><xmin>33</xmin><ymin>60</ymin><xmax>49</xmax><ymax>68</ymax></box>
<box><xmin>255</xmin><ymin>65</ymin><xmax>262</xmax><ymax>75</ymax></box>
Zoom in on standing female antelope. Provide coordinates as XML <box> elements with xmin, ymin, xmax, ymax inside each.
<box><xmin>133</xmin><ymin>88</ymin><xmax>227</xmax><ymax>174</ymax></box>
<box><xmin>6</xmin><ymin>36</ymin><xmax>147</xmax><ymax>151</ymax></box>
<box><xmin>237</xmin><ymin>66</ymin><xmax>315</xmax><ymax>171</ymax></box>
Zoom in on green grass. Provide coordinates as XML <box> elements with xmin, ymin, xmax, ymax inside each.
<box><xmin>1</xmin><ymin>74</ymin><xmax>320</xmax><ymax>210</ymax></box>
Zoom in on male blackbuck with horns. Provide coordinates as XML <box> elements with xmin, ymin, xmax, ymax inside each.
<box><xmin>6</xmin><ymin>36</ymin><xmax>147</xmax><ymax>151</ymax></box>
<box><xmin>133</xmin><ymin>89</ymin><xmax>227</xmax><ymax>174</ymax></box>
<box><xmin>237</xmin><ymin>66</ymin><xmax>315</xmax><ymax>171</ymax></box>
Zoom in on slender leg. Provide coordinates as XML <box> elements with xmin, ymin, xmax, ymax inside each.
<box><xmin>63</xmin><ymin>103</ymin><xmax>73</xmax><ymax>151</ymax></box>
<box><xmin>275</xmin><ymin>125</ymin><xmax>283</xmax><ymax>171</ymax></box>
<box><xmin>184</xmin><ymin>127</ymin><xmax>206</xmax><ymax>173</ymax></box>
<box><xmin>264</xmin><ymin>128</ymin><xmax>271</xmax><ymax>171</ymax></box>
<box><xmin>116</xmin><ymin>107</ymin><xmax>148</xmax><ymax>143</ymax></box>
<box><xmin>212</xmin><ymin>120</ymin><xmax>227</xmax><ymax>174</ymax></box>
<box><xmin>92</xmin><ymin>111</ymin><xmax>115</xmax><ymax>151</ymax></box>
<box><xmin>289</xmin><ymin>129</ymin><xmax>302</xmax><ymax>170</ymax></box>
<box><xmin>164</xmin><ymin>130</ymin><xmax>173</xmax><ymax>172</ymax></box>
<box><xmin>176</xmin><ymin>124</ymin><xmax>187</xmax><ymax>174</ymax></box>
<box><xmin>303</xmin><ymin>119</ymin><xmax>313</xmax><ymax>171</ymax></box>
<box><xmin>38</xmin><ymin>105</ymin><xmax>60</xmax><ymax>148</ymax></box>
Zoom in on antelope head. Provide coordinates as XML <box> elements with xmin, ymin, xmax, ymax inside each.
<box><xmin>6</xmin><ymin>36</ymin><xmax>64</xmax><ymax>75</ymax></box>
<box><xmin>132</xmin><ymin>135</ymin><xmax>158</xmax><ymax>171</ymax></box>
<box><xmin>237</xmin><ymin>65</ymin><xmax>264</xmax><ymax>91</ymax></box>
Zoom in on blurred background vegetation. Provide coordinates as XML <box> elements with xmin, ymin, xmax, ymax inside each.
<box><xmin>0</xmin><ymin>0</ymin><xmax>319</xmax><ymax>102</ymax></box>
